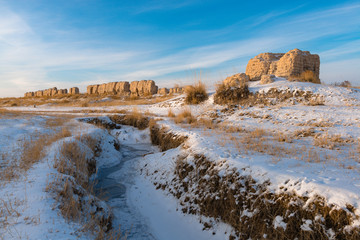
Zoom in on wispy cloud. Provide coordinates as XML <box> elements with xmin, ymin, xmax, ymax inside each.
<box><xmin>1</xmin><ymin>2</ymin><xmax>360</xmax><ymax>97</ymax></box>
<box><xmin>131</xmin><ymin>0</ymin><xmax>197</xmax><ymax>14</ymax></box>
<box><xmin>320</xmin><ymin>40</ymin><xmax>360</xmax><ymax>59</ymax></box>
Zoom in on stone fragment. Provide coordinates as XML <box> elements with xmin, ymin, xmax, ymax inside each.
<box><xmin>260</xmin><ymin>74</ymin><xmax>275</xmax><ymax>85</ymax></box>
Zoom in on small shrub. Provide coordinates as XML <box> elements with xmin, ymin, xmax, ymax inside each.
<box><xmin>194</xmin><ymin>118</ymin><xmax>217</xmax><ymax>129</ymax></box>
<box><xmin>184</xmin><ymin>81</ymin><xmax>208</xmax><ymax>104</ymax></box>
<box><xmin>334</xmin><ymin>80</ymin><xmax>352</xmax><ymax>88</ymax></box>
<box><xmin>174</xmin><ymin>108</ymin><xmax>196</xmax><ymax>124</ymax></box>
<box><xmin>213</xmin><ymin>82</ymin><xmax>250</xmax><ymax>105</ymax></box>
<box><xmin>289</xmin><ymin>70</ymin><xmax>320</xmax><ymax>84</ymax></box>
<box><xmin>167</xmin><ymin>108</ymin><xmax>175</xmax><ymax>118</ymax></box>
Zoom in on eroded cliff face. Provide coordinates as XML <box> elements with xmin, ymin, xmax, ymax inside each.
<box><xmin>245</xmin><ymin>49</ymin><xmax>320</xmax><ymax>81</ymax></box>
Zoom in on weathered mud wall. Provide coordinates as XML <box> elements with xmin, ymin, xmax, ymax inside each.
<box><xmin>24</xmin><ymin>86</ymin><xmax>79</xmax><ymax>97</ymax></box>
<box><xmin>245</xmin><ymin>49</ymin><xmax>320</xmax><ymax>81</ymax></box>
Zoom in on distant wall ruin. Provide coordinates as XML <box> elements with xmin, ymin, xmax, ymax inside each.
<box><xmin>24</xmin><ymin>87</ymin><xmax>74</xmax><ymax>98</ymax></box>
<box><xmin>157</xmin><ymin>87</ymin><xmax>184</xmax><ymax>95</ymax></box>
<box><xmin>86</xmin><ymin>80</ymin><xmax>160</xmax><ymax>96</ymax></box>
<box><xmin>87</xmin><ymin>81</ymin><xmax>131</xmax><ymax>95</ymax></box>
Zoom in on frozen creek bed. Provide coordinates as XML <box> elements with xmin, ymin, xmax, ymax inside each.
<box><xmin>94</xmin><ymin>124</ymin><xmax>231</xmax><ymax>240</ymax></box>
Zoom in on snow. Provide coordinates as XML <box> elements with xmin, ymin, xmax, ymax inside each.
<box><xmin>0</xmin><ymin>116</ymin><xmax>95</xmax><ymax>239</ymax></box>
<box><xmin>129</xmin><ymin>170</ymin><xmax>233</xmax><ymax>240</ymax></box>
<box><xmin>300</xmin><ymin>219</ymin><xmax>313</xmax><ymax>231</ymax></box>
<box><xmin>273</xmin><ymin>216</ymin><xmax>287</xmax><ymax>230</ymax></box>
<box><xmin>1</xmin><ymin>80</ymin><xmax>360</xmax><ymax>239</ymax></box>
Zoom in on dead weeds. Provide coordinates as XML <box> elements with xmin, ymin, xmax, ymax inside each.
<box><xmin>154</xmin><ymin>153</ymin><xmax>360</xmax><ymax>239</ymax></box>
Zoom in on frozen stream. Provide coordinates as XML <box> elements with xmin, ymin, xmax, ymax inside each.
<box><xmin>95</xmin><ymin>142</ymin><xmax>157</xmax><ymax>240</ymax></box>
<box><xmin>93</xmin><ymin>124</ymin><xmax>229</xmax><ymax>240</ymax></box>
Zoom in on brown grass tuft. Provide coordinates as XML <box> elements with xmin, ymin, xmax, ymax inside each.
<box><xmin>161</xmin><ymin>153</ymin><xmax>360</xmax><ymax>240</ymax></box>
<box><xmin>110</xmin><ymin>110</ymin><xmax>150</xmax><ymax>130</ymax></box>
<box><xmin>289</xmin><ymin>70</ymin><xmax>321</xmax><ymax>84</ymax></box>
<box><xmin>213</xmin><ymin>82</ymin><xmax>250</xmax><ymax>105</ymax></box>
<box><xmin>184</xmin><ymin>81</ymin><xmax>208</xmax><ymax>104</ymax></box>
<box><xmin>167</xmin><ymin>108</ymin><xmax>175</xmax><ymax>118</ymax></box>
<box><xmin>174</xmin><ymin>108</ymin><xmax>196</xmax><ymax>124</ymax></box>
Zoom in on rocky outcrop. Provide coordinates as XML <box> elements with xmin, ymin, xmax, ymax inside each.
<box><xmin>245</xmin><ymin>49</ymin><xmax>320</xmax><ymax>81</ymax></box>
<box><xmin>69</xmin><ymin>87</ymin><xmax>79</xmax><ymax>95</ymax></box>
<box><xmin>260</xmin><ymin>74</ymin><xmax>275</xmax><ymax>85</ymax></box>
<box><xmin>223</xmin><ymin>73</ymin><xmax>250</xmax><ymax>87</ymax></box>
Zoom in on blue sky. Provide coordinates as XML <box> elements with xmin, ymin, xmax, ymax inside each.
<box><xmin>0</xmin><ymin>0</ymin><xmax>360</xmax><ymax>97</ymax></box>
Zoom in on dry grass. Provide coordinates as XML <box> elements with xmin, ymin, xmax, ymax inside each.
<box><xmin>109</xmin><ymin>109</ymin><xmax>150</xmax><ymax>130</ymax></box>
<box><xmin>49</xmin><ymin>135</ymin><xmax>120</xmax><ymax>238</ymax></box>
<box><xmin>313</xmin><ymin>133</ymin><xmax>346</xmax><ymax>150</ymax></box>
<box><xmin>213</xmin><ymin>82</ymin><xmax>250</xmax><ymax>105</ymax></box>
<box><xmin>184</xmin><ymin>81</ymin><xmax>208</xmax><ymax>104</ymax></box>
<box><xmin>275</xmin><ymin>132</ymin><xmax>293</xmax><ymax>143</ymax></box>
<box><xmin>160</xmin><ymin>153</ymin><xmax>360</xmax><ymax>240</ymax></box>
<box><xmin>192</xmin><ymin>118</ymin><xmax>217</xmax><ymax>129</ymax></box>
<box><xmin>0</xmin><ymin>93</ymin><xmax>175</xmax><ymax>108</ymax></box>
<box><xmin>289</xmin><ymin>70</ymin><xmax>321</xmax><ymax>84</ymax></box>
<box><xmin>54</xmin><ymin>140</ymin><xmax>95</xmax><ymax>188</ymax></box>
<box><xmin>149</xmin><ymin>120</ymin><xmax>187</xmax><ymax>151</ymax></box>
<box><xmin>167</xmin><ymin>108</ymin><xmax>175</xmax><ymax>118</ymax></box>
<box><xmin>333</xmin><ymin>81</ymin><xmax>352</xmax><ymax>88</ymax></box>
<box><xmin>293</xmin><ymin>128</ymin><xmax>316</xmax><ymax>138</ymax></box>
<box><xmin>174</xmin><ymin>108</ymin><xmax>197</xmax><ymax>124</ymax></box>
<box><xmin>0</xmin><ymin>117</ymin><xmax>72</xmax><ymax>185</ymax></box>
<box><xmin>306</xmin><ymin>95</ymin><xmax>325</xmax><ymax>106</ymax></box>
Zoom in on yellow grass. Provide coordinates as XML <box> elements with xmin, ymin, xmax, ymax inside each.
<box><xmin>0</xmin><ymin>93</ymin><xmax>176</xmax><ymax>108</ymax></box>
<box><xmin>289</xmin><ymin>70</ymin><xmax>320</xmax><ymax>84</ymax></box>
<box><xmin>184</xmin><ymin>81</ymin><xmax>208</xmax><ymax>104</ymax></box>
<box><xmin>174</xmin><ymin>108</ymin><xmax>197</xmax><ymax>124</ymax></box>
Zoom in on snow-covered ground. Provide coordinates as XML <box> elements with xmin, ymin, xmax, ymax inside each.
<box><xmin>1</xmin><ymin>80</ymin><xmax>360</xmax><ymax>239</ymax></box>
<box><xmin>0</xmin><ymin>114</ymin><xmax>95</xmax><ymax>239</ymax></box>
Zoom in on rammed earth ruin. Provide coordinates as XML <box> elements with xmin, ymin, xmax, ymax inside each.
<box><xmin>24</xmin><ymin>49</ymin><xmax>319</xmax><ymax>97</ymax></box>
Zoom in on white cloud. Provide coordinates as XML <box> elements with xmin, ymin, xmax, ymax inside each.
<box><xmin>1</xmin><ymin>2</ymin><xmax>360</xmax><ymax>97</ymax></box>
<box><xmin>320</xmin><ymin>40</ymin><xmax>360</xmax><ymax>59</ymax></box>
